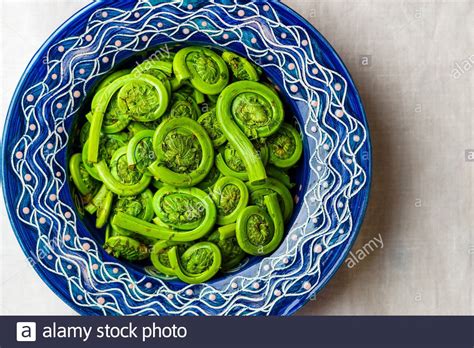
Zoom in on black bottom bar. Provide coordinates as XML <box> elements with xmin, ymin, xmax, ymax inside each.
<box><xmin>4</xmin><ymin>316</ymin><xmax>473</xmax><ymax>347</ymax></box>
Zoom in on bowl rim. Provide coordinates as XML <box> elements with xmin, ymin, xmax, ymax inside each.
<box><xmin>2</xmin><ymin>0</ymin><xmax>372</xmax><ymax>316</ymax></box>
<box><xmin>276</xmin><ymin>1</ymin><xmax>373</xmax><ymax>314</ymax></box>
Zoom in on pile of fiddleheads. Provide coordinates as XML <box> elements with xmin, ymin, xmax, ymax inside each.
<box><xmin>70</xmin><ymin>46</ymin><xmax>303</xmax><ymax>284</ymax></box>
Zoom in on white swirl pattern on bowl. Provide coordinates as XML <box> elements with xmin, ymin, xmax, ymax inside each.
<box><xmin>10</xmin><ymin>0</ymin><xmax>368</xmax><ymax>315</ymax></box>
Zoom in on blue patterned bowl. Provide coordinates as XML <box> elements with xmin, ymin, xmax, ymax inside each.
<box><xmin>2</xmin><ymin>0</ymin><xmax>371</xmax><ymax>315</ymax></box>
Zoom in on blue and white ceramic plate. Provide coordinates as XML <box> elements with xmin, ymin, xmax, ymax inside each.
<box><xmin>2</xmin><ymin>0</ymin><xmax>371</xmax><ymax>315</ymax></box>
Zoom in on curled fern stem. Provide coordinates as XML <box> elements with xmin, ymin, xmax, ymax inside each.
<box><xmin>152</xmin><ymin>186</ymin><xmax>207</xmax><ymax>231</ymax></box>
<box><xmin>82</xmin><ymin>134</ymin><xmax>128</xmax><ymax>181</ymax></box>
<box><xmin>215</xmin><ymin>140</ymin><xmax>268</xmax><ymax>181</ymax></box>
<box><xmin>212</xmin><ymin>176</ymin><xmax>249</xmax><ymax>226</ymax></box>
<box><xmin>132</xmin><ymin>60</ymin><xmax>173</xmax><ymax>96</ymax></box>
<box><xmin>95</xmin><ymin>148</ymin><xmax>152</xmax><ymax>197</ymax></box>
<box><xmin>114</xmin><ymin>189</ymin><xmax>154</xmax><ymax>221</ymax></box>
<box><xmin>167</xmin><ymin>93</ymin><xmax>201</xmax><ymax>120</ymax></box>
<box><xmin>168</xmin><ymin>242</ymin><xmax>222</xmax><ymax>284</ymax></box>
<box><xmin>96</xmin><ymin>191</ymin><xmax>113</xmax><ymax>229</ymax></box>
<box><xmin>69</xmin><ymin>153</ymin><xmax>99</xmax><ymax>196</ymax></box>
<box><xmin>102</xmin><ymin>93</ymin><xmax>131</xmax><ymax>134</ymax></box>
<box><xmin>217</xmin><ymin>81</ymin><xmax>284</xmax><ymax>139</ymax></box>
<box><xmin>216</xmin><ymin>81</ymin><xmax>284</xmax><ymax>184</ymax></box>
<box><xmin>236</xmin><ymin>193</ymin><xmax>284</xmax><ymax>256</ymax></box>
<box><xmin>92</xmin><ymin>71</ymin><xmax>133</xmax><ymax>134</ymax></box>
<box><xmin>247</xmin><ymin>177</ymin><xmax>294</xmax><ymax>223</ymax></box>
<box><xmin>88</xmin><ymin>74</ymin><xmax>168</xmax><ymax>163</ymax></box>
<box><xmin>79</xmin><ymin>122</ymin><xmax>91</xmax><ymax>147</ymax></box>
<box><xmin>268</xmin><ymin>123</ymin><xmax>303</xmax><ymax>168</ymax></box>
<box><xmin>208</xmin><ymin>224</ymin><xmax>246</xmax><ymax>271</ymax></box>
<box><xmin>111</xmin><ymin>187</ymin><xmax>216</xmax><ymax>242</ymax></box>
<box><xmin>117</xmin><ymin>74</ymin><xmax>169</xmax><ymax>122</ymax></box>
<box><xmin>151</xmin><ymin>117</ymin><xmax>214</xmax><ymax>187</ymax></box>
<box><xmin>110</xmin><ymin>189</ymin><xmax>154</xmax><ymax>236</ymax></box>
<box><xmin>197</xmin><ymin>108</ymin><xmax>226</xmax><ymax>148</ymax></box>
<box><xmin>222</xmin><ymin>51</ymin><xmax>261</xmax><ymax>81</ymax></box>
<box><xmin>174</xmin><ymin>46</ymin><xmax>229</xmax><ymax>95</ymax></box>
<box><xmin>127</xmin><ymin>130</ymin><xmax>156</xmax><ymax>175</ymax></box>
<box><xmin>215</xmin><ymin>144</ymin><xmax>248</xmax><ymax>181</ymax></box>
<box><xmin>150</xmin><ymin>240</ymin><xmax>191</xmax><ymax>276</ymax></box>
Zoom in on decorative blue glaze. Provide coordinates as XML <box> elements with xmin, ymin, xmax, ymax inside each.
<box><xmin>2</xmin><ymin>0</ymin><xmax>371</xmax><ymax>316</ymax></box>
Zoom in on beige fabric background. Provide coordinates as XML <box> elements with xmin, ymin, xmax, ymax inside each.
<box><xmin>0</xmin><ymin>0</ymin><xmax>472</xmax><ymax>315</ymax></box>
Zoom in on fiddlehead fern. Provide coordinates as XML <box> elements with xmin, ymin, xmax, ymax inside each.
<box><xmin>218</xmin><ymin>81</ymin><xmax>284</xmax><ymax>139</ymax></box>
<box><xmin>150</xmin><ymin>117</ymin><xmax>214</xmax><ymax>187</ymax></box>
<box><xmin>114</xmin><ymin>190</ymin><xmax>154</xmax><ymax>221</ymax></box>
<box><xmin>110</xmin><ymin>189</ymin><xmax>154</xmax><ymax>236</ymax></box>
<box><xmin>152</xmin><ymin>186</ymin><xmax>206</xmax><ymax>231</ymax></box>
<box><xmin>79</xmin><ymin>122</ymin><xmax>91</xmax><ymax>147</ymax></box>
<box><xmin>212</xmin><ymin>176</ymin><xmax>249</xmax><ymax>225</ymax></box>
<box><xmin>222</xmin><ymin>51</ymin><xmax>261</xmax><ymax>81</ymax></box>
<box><xmin>101</xmin><ymin>133</ymin><xmax>131</xmax><ymax>161</ymax></box>
<box><xmin>150</xmin><ymin>240</ymin><xmax>191</xmax><ymax>276</ymax></box>
<box><xmin>95</xmin><ymin>146</ymin><xmax>152</xmax><ymax>196</ymax></box>
<box><xmin>69</xmin><ymin>153</ymin><xmax>99</xmax><ymax>196</ymax></box>
<box><xmin>167</xmin><ymin>93</ymin><xmax>201</xmax><ymax>120</ymax></box>
<box><xmin>88</xmin><ymin>184</ymin><xmax>114</xmax><ymax>229</ymax></box>
<box><xmin>268</xmin><ymin>123</ymin><xmax>303</xmax><ymax>168</ymax></box>
<box><xmin>216</xmin><ymin>81</ymin><xmax>284</xmax><ymax>184</ymax></box>
<box><xmin>104</xmin><ymin>235</ymin><xmax>150</xmax><ymax>262</ymax></box>
<box><xmin>92</xmin><ymin>71</ymin><xmax>134</xmax><ymax>134</ymax></box>
<box><xmin>82</xmin><ymin>133</ymin><xmax>129</xmax><ymax>180</ymax></box>
<box><xmin>215</xmin><ymin>144</ymin><xmax>246</xmax><ymax>180</ymax></box>
<box><xmin>207</xmin><ymin>224</ymin><xmax>246</xmax><ymax>271</ymax></box>
<box><xmin>117</xmin><ymin>75</ymin><xmax>169</xmax><ymax>122</ymax></box>
<box><xmin>100</xmin><ymin>94</ymin><xmax>130</xmax><ymax>134</ymax></box>
<box><xmin>247</xmin><ymin>177</ymin><xmax>294</xmax><ymax>223</ymax></box>
<box><xmin>236</xmin><ymin>193</ymin><xmax>284</xmax><ymax>256</ymax></box>
<box><xmin>111</xmin><ymin>186</ymin><xmax>216</xmax><ymax>242</ymax></box>
<box><xmin>215</xmin><ymin>140</ymin><xmax>268</xmax><ymax>181</ymax></box>
<box><xmin>88</xmin><ymin>74</ymin><xmax>168</xmax><ymax>163</ymax></box>
<box><xmin>197</xmin><ymin>108</ymin><xmax>226</xmax><ymax>147</ymax></box>
<box><xmin>168</xmin><ymin>242</ymin><xmax>222</xmax><ymax>284</ymax></box>
<box><xmin>127</xmin><ymin>130</ymin><xmax>156</xmax><ymax>175</ymax></box>
<box><xmin>132</xmin><ymin>60</ymin><xmax>173</xmax><ymax>96</ymax></box>
<box><xmin>174</xmin><ymin>46</ymin><xmax>229</xmax><ymax>95</ymax></box>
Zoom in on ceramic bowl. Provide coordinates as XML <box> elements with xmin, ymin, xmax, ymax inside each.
<box><xmin>2</xmin><ymin>0</ymin><xmax>371</xmax><ymax>315</ymax></box>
